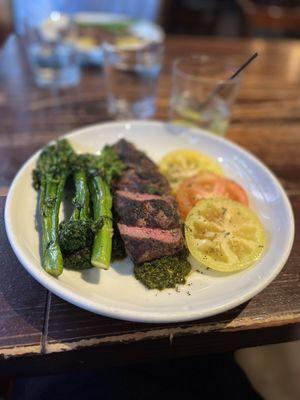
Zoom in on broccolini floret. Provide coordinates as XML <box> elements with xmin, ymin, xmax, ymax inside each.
<box><xmin>59</xmin><ymin>220</ymin><xmax>95</xmax><ymax>270</ymax></box>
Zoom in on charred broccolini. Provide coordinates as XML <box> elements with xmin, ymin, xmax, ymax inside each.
<box><xmin>58</xmin><ymin>154</ymin><xmax>95</xmax><ymax>270</ymax></box>
<box><xmin>34</xmin><ymin>140</ymin><xmax>126</xmax><ymax>275</ymax></box>
<box><xmin>33</xmin><ymin>140</ymin><xmax>76</xmax><ymax>277</ymax></box>
<box><xmin>86</xmin><ymin>146</ymin><xmax>126</xmax><ymax>269</ymax></box>
<box><xmin>59</xmin><ymin>147</ymin><xmax>126</xmax><ymax>270</ymax></box>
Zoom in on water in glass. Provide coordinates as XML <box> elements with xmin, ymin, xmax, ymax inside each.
<box><xmin>104</xmin><ymin>40</ymin><xmax>163</xmax><ymax>119</ymax></box>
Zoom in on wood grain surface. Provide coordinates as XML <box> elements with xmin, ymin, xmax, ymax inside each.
<box><xmin>0</xmin><ymin>35</ymin><xmax>299</xmax><ymax>374</ymax></box>
<box><xmin>0</xmin><ymin>198</ymin><xmax>47</xmax><ymax>355</ymax></box>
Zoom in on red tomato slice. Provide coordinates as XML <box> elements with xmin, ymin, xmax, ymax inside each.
<box><xmin>223</xmin><ymin>179</ymin><xmax>249</xmax><ymax>206</ymax></box>
<box><xmin>176</xmin><ymin>172</ymin><xmax>248</xmax><ymax>220</ymax></box>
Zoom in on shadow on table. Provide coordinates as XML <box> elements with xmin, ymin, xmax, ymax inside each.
<box><xmin>10</xmin><ymin>352</ymin><xmax>262</xmax><ymax>400</ymax></box>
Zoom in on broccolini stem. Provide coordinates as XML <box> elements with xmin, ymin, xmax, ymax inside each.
<box><xmin>90</xmin><ymin>176</ymin><xmax>113</xmax><ymax>269</ymax></box>
<box><xmin>40</xmin><ymin>177</ymin><xmax>66</xmax><ymax>276</ymax></box>
<box><xmin>71</xmin><ymin>170</ymin><xmax>90</xmax><ymax>221</ymax></box>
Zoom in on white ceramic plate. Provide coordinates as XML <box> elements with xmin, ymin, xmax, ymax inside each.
<box><xmin>5</xmin><ymin>121</ymin><xmax>294</xmax><ymax>323</ymax></box>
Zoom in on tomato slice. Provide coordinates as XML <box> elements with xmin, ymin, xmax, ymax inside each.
<box><xmin>159</xmin><ymin>149</ymin><xmax>223</xmax><ymax>193</ymax></box>
<box><xmin>224</xmin><ymin>179</ymin><xmax>249</xmax><ymax>206</ymax></box>
<box><xmin>176</xmin><ymin>172</ymin><xmax>248</xmax><ymax>220</ymax></box>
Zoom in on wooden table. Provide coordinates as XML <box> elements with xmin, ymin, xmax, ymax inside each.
<box><xmin>0</xmin><ymin>35</ymin><xmax>299</xmax><ymax>376</ymax></box>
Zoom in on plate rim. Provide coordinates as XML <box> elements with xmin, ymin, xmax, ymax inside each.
<box><xmin>4</xmin><ymin>120</ymin><xmax>295</xmax><ymax>323</ymax></box>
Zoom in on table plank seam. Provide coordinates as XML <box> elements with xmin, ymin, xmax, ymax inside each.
<box><xmin>40</xmin><ymin>291</ymin><xmax>51</xmax><ymax>354</ymax></box>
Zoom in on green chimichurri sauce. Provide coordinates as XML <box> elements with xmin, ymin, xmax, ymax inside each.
<box><xmin>134</xmin><ymin>248</ymin><xmax>191</xmax><ymax>290</ymax></box>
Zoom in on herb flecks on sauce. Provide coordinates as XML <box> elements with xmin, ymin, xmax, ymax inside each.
<box><xmin>134</xmin><ymin>248</ymin><xmax>191</xmax><ymax>290</ymax></box>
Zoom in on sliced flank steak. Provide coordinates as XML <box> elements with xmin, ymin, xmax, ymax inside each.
<box><xmin>117</xmin><ymin>225</ymin><xmax>183</xmax><ymax>264</ymax></box>
<box><xmin>114</xmin><ymin>190</ymin><xmax>179</xmax><ymax>230</ymax></box>
<box><xmin>112</xmin><ymin>139</ymin><xmax>184</xmax><ymax>263</ymax></box>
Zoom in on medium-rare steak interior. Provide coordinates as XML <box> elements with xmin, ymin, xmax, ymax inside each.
<box><xmin>113</xmin><ymin>139</ymin><xmax>184</xmax><ymax>263</ymax></box>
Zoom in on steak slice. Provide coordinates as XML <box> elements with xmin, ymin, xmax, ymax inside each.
<box><xmin>114</xmin><ymin>190</ymin><xmax>180</xmax><ymax>230</ymax></box>
<box><xmin>113</xmin><ymin>139</ymin><xmax>184</xmax><ymax>263</ymax></box>
<box><xmin>118</xmin><ymin>224</ymin><xmax>183</xmax><ymax>264</ymax></box>
<box><xmin>113</xmin><ymin>139</ymin><xmax>170</xmax><ymax>195</ymax></box>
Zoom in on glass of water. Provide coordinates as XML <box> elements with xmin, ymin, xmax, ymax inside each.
<box><xmin>169</xmin><ymin>55</ymin><xmax>241</xmax><ymax>136</ymax></box>
<box><xmin>24</xmin><ymin>12</ymin><xmax>81</xmax><ymax>89</ymax></box>
<box><xmin>103</xmin><ymin>37</ymin><xmax>163</xmax><ymax>119</ymax></box>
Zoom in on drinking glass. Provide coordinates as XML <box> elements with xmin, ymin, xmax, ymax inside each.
<box><xmin>24</xmin><ymin>12</ymin><xmax>81</xmax><ymax>89</ymax></box>
<box><xmin>169</xmin><ymin>55</ymin><xmax>241</xmax><ymax>136</ymax></box>
<box><xmin>103</xmin><ymin>37</ymin><xmax>163</xmax><ymax>119</ymax></box>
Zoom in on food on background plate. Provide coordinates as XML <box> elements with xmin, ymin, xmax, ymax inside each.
<box><xmin>76</xmin><ymin>19</ymin><xmax>132</xmax><ymax>41</ymax></box>
<box><xmin>159</xmin><ymin>149</ymin><xmax>223</xmax><ymax>193</ymax></box>
<box><xmin>75</xmin><ymin>18</ymin><xmax>132</xmax><ymax>48</ymax></box>
<box><xmin>114</xmin><ymin>36</ymin><xmax>148</xmax><ymax>50</ymax></box>
<box><xmin>33</xmin><ymin>138</ymin><xmax>266</xmax><ymax>290</ymax></box>
<box><xmin>176</xmin><ymin>171</ymin><xmax>249</xmax><ymax>220</ymax></box>
<box><xmin>185</xmin><ymin>198</ymin><xmax>266</xmax><ymax>272</ymax></box>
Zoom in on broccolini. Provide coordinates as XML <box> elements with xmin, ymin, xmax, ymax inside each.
<box><xmin>58</xmin><ymin>154</ymin><xmax>95</xmax><ymax>270</ymax></box>
<box><xmin>85</xmin><ymin>146</ymin><xmax>126</xmax><ymax>269</ymax></box>
<box><xmin>33</xmin><ymin>139</ymin><xmax>76</xmax><ymax>276</ymax></box>
<box><xmin>34</xmin><ymin>141</ymin><xmax>125</xmax><ymax>274</ymax></box>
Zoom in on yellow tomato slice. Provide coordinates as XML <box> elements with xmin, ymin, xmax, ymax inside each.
<box><xmin>159</xmin><ymin>149</ymin><xmax>223</xmax><ymax>193</ymax></box>
<box><xmin>185</xmin><ymin>198</ymin><xmax>266</xmax><ymax>272</ymax></box>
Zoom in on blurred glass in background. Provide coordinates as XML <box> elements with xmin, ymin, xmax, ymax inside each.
<box><xmin>103</xmin><ymin>35</ymin><xmax>163</xmax><ymax>118</ymax></box>
<box><xmin>13</xmin><ymin>0</ymin><xmax>164</xmax><ymax>93</ymax></box>
<box><xmin>24</xmin><ymin>12</ymin><xmax>81</xmax><ymax>88</ymax></box>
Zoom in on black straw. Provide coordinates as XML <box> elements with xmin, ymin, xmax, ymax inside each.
<box><xmin>229</xmin><ymin>52</ymin><xmax>258</xmax><ymax>80</ymax></box>
<box><xmin>200</xmin><ymin>52</ymin><xmax>258</xmax><ymax>108</ymax></box>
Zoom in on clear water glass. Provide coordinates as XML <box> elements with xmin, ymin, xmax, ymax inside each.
<box><xmin>25</xmin><ymin>13</ymin><xmax>81</xmax><ymax>89</ymax></box>
<box><xmin>169</xmin><ymin>55</ymin><xmax>241</xmax><ymax>136</ymax></box>
<box><xmin>103</xmin><ymin>38</ymin><xmax>163</xmax><ymax>119</ymax></box>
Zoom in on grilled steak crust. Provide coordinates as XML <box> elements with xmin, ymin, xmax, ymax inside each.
<box><xmin>113</xmin><ymin>139</ymin><xmax>184</xmax><ymax>263</ymax></box>
<box><xmin>113</xmin><ymin>140</ymin><xmax>170</xmax><ymax>195</ymax></box>
<box><xmin>114</xmin><ymin>190</ymin><xmax>180</xmax><ymax>230</ymax></box>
